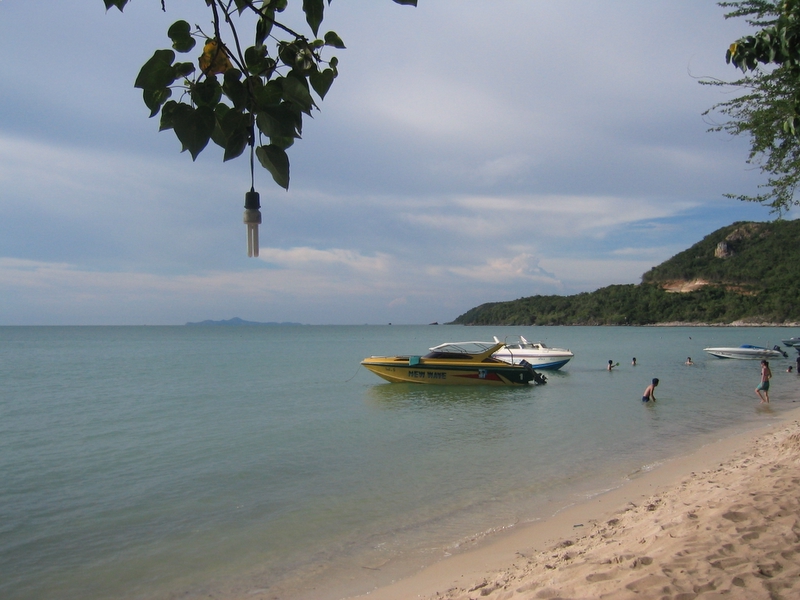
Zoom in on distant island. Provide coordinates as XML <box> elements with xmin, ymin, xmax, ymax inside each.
<box><xmin>185</xmin><ymin>317</ymin><xmax>303</xmax><ymax>326</ymax></box>
<box><xmin>451</xmin><ymin>220</ymin><xmax>800</xmax><ymax>326</ymax></box>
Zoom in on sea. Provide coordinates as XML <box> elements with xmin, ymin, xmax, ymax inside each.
<box><xmin>2</xmin><ymin>324</ymin><xmax>799</xmax><ymax>600</ymax></box>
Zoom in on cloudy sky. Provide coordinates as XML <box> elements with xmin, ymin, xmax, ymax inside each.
<box><xmin>0</xmin><ymin>1</ymin><xmax>780</xmax><ymax>325</ymax></box>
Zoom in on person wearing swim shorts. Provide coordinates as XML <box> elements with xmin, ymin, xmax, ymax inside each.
<box><xmin>756</xmin><ymin>360</ymin><xmax>772</xmax><ymax>403</ymax></box>
<box><xmin>642</xmin><ymin>378</ymin><xmax>658</xmax><ymax>403</ymax></box>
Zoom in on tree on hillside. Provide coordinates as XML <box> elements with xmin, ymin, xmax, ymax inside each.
<box><xmin>704</xmin><ymin>0</ymin><xmax>800</xmax><ymax>214</ymax></box>
<box><xmin>106</xmin><ymin>0</ymin><xmax>416</xmax><ymax>255</ymax></box>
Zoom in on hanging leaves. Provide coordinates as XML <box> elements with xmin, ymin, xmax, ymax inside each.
<box><xmin>116</xmin><ymin>0</ymin><xmax>417</xmax><ymax>189</ymax></box>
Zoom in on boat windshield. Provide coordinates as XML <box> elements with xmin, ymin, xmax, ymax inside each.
<box><xmin>426</xmin><ymin>341</ymin><xmax>498</xmax><ymax>357</ymax></box>
<box><xmin>423</xmin><ymin>351</ymin><xmax>474</xmax><ymax>360</ymax></box>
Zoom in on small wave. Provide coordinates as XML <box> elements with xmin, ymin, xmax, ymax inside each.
<box><xmin>628</xmin><ymin>460</ymin><xmax>665</xmax><ymax>478</ymax></box>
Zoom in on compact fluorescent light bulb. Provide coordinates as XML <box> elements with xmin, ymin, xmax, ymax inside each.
<box><xmin>243</xmin><ymin>189</ymin><xmax>262</xmax><ymax>257</ymax></box>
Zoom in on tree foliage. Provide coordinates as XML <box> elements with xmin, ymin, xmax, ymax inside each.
<box><xmin>705</xmin><ymin>1</ymin><xmax>800</xmax><ymax>213</ymax></box>
<box><xmin>105</xmin><ymin>0</ymin><xmax>416</xmax><ymax>189</ymax></box>
<box><xmin>451</xmin><ymin>220</ymin><xmax>800</xmax><ymax>326</ymax></box>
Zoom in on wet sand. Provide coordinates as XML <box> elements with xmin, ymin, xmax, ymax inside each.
<box><xmin>356</xmin><ymin>408</ymin><xmax>800</xmax><ymax>600</ymax></box>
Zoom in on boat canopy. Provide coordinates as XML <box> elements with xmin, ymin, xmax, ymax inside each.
<box><xmin>425</xmin><ymin>341</ymin><xmax>504</xmax><ymax>358</ymax></box>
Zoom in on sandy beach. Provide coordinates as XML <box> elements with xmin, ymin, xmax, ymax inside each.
<box><xmin>357</xmin><ymin>408</ymin><xmax>800</xmax><ymax>600</ymax></box>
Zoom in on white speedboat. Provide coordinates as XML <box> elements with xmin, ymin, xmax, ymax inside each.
<box><xmin>704</xmin><ymin>344</ymin><xmax>786</xmax><ymax>360</ymax></box>
<box><xmin>492</xmin><ymin>336</ymin><xmax>574</xmax><ymax>370</ymax></box>
<box><xmin>782</xmin><ymin>337</ymin><xmax>800</xmax><ymax>347</ymax></box>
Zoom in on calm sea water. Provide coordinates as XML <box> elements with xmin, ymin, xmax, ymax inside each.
<box><xmin>2</xmin><ymin>325</ymin><xmax>798</xmax><ymax>600</ymax></box>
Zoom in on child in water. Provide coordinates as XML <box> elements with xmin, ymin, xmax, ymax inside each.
<box><xmin>756</xmin><ymin>360</ymin><xmax>772</xmax><ymax>404</ymax></box>
<box><xmin>643</xmin><ymin>378</ymin><xmax>659</xmax><ymax>403</ymax></box>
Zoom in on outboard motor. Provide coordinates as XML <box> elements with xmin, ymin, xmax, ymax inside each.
<box><xmin>532</xmin><ymin>371</ymin><xmax>547</xmax><ymax>385</ymax></box>
<box><xmin>774</xmin><ymin>345</ymin><xmax>789</xmax><ymax>358</ymax></box>
<box><xmin>520</xmin><ymin>359</ymin><xmax>547</xmax><ymax>384</ymax></box>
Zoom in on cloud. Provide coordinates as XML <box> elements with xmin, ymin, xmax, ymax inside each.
<box><xmin>449</xmin><ymin>253</ymin><xmax>562</xmax><ymax>287</ymax></box>
<box><xmin>0</xmin><ymin>0</ymin><xmax>780</xmax><ymax>324</ymax></box>
<box><xmin>257</xmin><ymin>247</ymin><xmax>391</xmax><ymax>274</ymax></box>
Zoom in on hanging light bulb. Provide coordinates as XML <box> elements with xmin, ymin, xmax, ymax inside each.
<box><xmin>244</xmin><ymin>187</ymin><xmax>262</xmax><ymax>257</ymax></box>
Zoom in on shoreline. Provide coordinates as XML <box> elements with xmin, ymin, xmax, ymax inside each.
<box><xmin>352</xmin><ymin>406</ymin><xmax>800</xmax><ymax>600</ymax></box>
<box><xmin>454</xmin><ymin>322</ymin><xmax>800</xmax><ymax>327</ymax></box>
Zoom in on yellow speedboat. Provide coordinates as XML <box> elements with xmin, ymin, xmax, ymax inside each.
<box><xmin>361</xmin><ymin>341</ymin><xmax>546</xmax><ymax>386</ymax></box>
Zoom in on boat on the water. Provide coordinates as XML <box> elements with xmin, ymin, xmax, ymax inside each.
<box><xmin>703</xmin><ymin>344</ymin><xmax>787</xmax><ymax>360</ymax></box>
<box><xmin>361</xmin><ymin>341</ymin><xmax>546</xmax><ymax>386</ymax></box>
<box><xmin>491</xmin><ymin>336</ymin><xmax>574</xmax><ymax>370</ymax></box>
<box><xmin>782</xmin><ymin>337</ymin><xmax>800</xmax><ymax>347</ymax></box>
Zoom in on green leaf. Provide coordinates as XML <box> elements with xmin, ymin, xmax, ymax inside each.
<box><xmin>281</xmin><ymin>74</ymin><xmax>316</xmax><ymax>114</ymax></box>
<box><xmin>222</xmin><ymin>69</ymin><xmax>247</xmax><ymax>109</ymax></box>
<box><xmin>254</xmin><ymin>80</ymin><xmax>284</xmax><ymax>109</ymax></box>
<box><xmin>267</xmin><ymin>134</ymin><xmax>296</xmax><ymax>150</ymax></box>
<box><xmin>256</xmin><ymin>13</ymin><xmax>275</xmax><ymax>45</ymax></box>
<box><xmin>256</xmin><ymin>104</ymin><xmax>300</xmax><ymax>140</ymax></box>
<box><xmin>245</xmin><ymin>45</ymin><xmax>275</xmax><ymax>76</ymax></box>
<box><xmin>173</xmin><ymin>105</ymin><xmax>215</xmax><ymax>160</ymax></box>
<box><xmin>309</xmin><ymin>68</ymin><xmax>335</xmax><ymax>99</ymax></box>
<box><xmin>256</xmin><ymin>144</ymin><xmax>290</xmax><ymax>189</ymax></box>
<box><xmin>104</xmin><ymin>0</ymin><xmax>129</xmax><ymax>11</ymax></box>
<box><xmin>277</xmin><ymin>40</ymin><xmax>317</xmax><ymax>73</ymax></box>
<box><xmin>223</xmin><ymin>128</ymin><xmax>250</xmax><ymax>161</ymax></box>
<box><xmin>168</xmin><ymin>20</ymin><xmax>196</xmax><ymax>53</ymax></box>
<box><xmin>303</xmin><ymin>0</ymin><xmax>325</xmax><ymax>37</ymax></box>
<box><xmin>323</xmin><ymin>31</ymin><xmax>346</xmax><ymax>49</ymax></box>
<box><xmin>191</xmin><ymin>78</ymin><xmax>222</xmax><ymax>108</ymax></box>
<box><xmin>212</xmin><ymin>106</ymin><xmax>250</xmax><ymax>161</ymax></box>
<box><xmin>174</xmin><ymin>62</ymin><xmax>196</xmax><ymax>78</ymax></box>
<box><xmin>143</xmin><ymin>87</ymin><xmax>172</xmax><ymax>117</ymax></box>
<box><xmin>159</xmin><ymin>100</ymin><xmax>179</xmax><ymax>131</ymax></box>
<box><xmin>277</xmin><ymin>41</ymin><xmax>300</xmax><ymax>69</ymax></box>
<box><xmin>135</xmin><ymin>49</ymin><xmax>177</xmax><ymax>90</ymax></box>
<box><xmin>222</xmin><ymin>115</ymin><xmax>250</xmax><ymax>161</ymax></box>
<box><xmin>211</xmin><ymin>103</ymin><xmax>231</xmax><ymax>148</ymax></box>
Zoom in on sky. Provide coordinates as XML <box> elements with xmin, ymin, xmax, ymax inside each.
<box><xmin>0</xmin><ymin>0</ymin><xmax>784</xmax><ymax>325</ymax></box>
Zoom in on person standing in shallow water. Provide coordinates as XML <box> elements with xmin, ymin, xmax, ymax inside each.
<box><xmin>756</xmin><ymin>360</ymin><xmax>772</xmax><ymax>403</ymax></box>
<box><xmin>642</xmin><ymin>378</ymin><xmax>658</xmax><ymax>403</ymax></box>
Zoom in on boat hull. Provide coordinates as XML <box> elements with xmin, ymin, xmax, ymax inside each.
<box><xmin>704</xmin><ymin>347</ymin><xmax>783</xmax><ymax>360</ymax></box>
<box><xmin>492</xmin><ymin>354</ymin><xmax>572</xmax><ymax>370</ymax></box>
<box><xmin>361</xmin><ymin>356</ymin><xmax>535</xmax><ymax>385</ymax></box>
<box><xmin>491</xmin><ymin>337</ymin><xmax>573</xmax><ymax>371</ymax></box>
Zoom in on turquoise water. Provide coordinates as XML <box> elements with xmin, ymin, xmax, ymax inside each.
<box><xmin>1</xmin><ymin>325</ymin><xmax>798</xmax><ymax>600</ymax></box>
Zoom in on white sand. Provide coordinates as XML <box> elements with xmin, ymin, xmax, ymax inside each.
<box><xmin>355</xmin><ymin>410</ymin><xmax>800</xmax><ymax>600</ymax></box>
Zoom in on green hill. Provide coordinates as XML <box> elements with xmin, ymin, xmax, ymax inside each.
<box><xmin>451</xmin><ymin>220</ymin><xmax>800</xmax><ymax>326</ymax></box>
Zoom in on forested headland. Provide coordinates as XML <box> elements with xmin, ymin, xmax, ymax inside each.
<box><xmin>451</xmin><ymin>221</ymin><xmax>800</xmax><ymax>326</ymax></box>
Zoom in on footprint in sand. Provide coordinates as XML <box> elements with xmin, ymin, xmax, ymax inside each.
<box><xmin>585</xmin><ymin>569</ymin><xmax>619</xmax><ymax>582</ymax></box>
<box><xmin>722</xmin><ymin>511</ymin><xmax>750</xmax><ymax>523</ymax></box>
